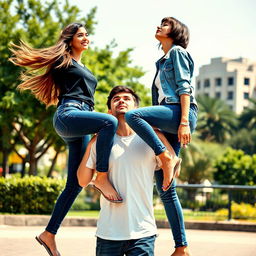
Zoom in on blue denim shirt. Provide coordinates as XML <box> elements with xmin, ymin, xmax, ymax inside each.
<box><xmin>152</xmin><ymin>45</ymin><xmax>197</xmax><ymax>106</ymax></box>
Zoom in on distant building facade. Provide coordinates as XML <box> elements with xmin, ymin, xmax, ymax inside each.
<box><xmin>196</xmin><ymin>57</ymin><xmax>256</xmax><ymax>114</ymax></box>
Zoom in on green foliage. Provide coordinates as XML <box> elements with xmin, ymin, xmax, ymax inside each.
<box><xmin>196</xmin><ymin>95</ymin><xmax>237</xmax><ymax>142</ymax></box>
<box><xmin>239</xmin><ymin>98</ymin><xmax>256</xmax><ymax>129</ymax></box>
<box><xmin>214</xmin><ymin>148</ymin><xmax>256</xmax><ymax>185</ymax></box>
<box><xmin>84</xmin><ymin>43</ymin><xmax>150</xmax><ymax>112</ymax></box>
<box><xmin>0</xmin><ymin>0</ymin><xmax>149</xmax><ymax>176</ymax></box>
<box><xmin>179</xmin><ymin>138</ymin><xmax>224</xmax><ymax>184</ymax></box>
<box><xmin>216</xmin><ymin>202</ymin><xmax>256</xmax><ymax>220</ymax></box>
<box><xmin>0</xmin><ymin>176</ymin><xmax>65</xmax><ymax>214</ymax></box>
<box><xmin>228</xmin><ymin>128</ymin><xmax>256</xmax><ymax>155</ymax></box>
<box><xmin>70</xmin><ymin>188</ymin><xmax>100</xmax><ymax>211</ymax></box>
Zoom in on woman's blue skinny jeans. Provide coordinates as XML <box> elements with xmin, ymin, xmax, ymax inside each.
<box><xmin>125</xmin><ymin>103</ymin><xmax>198</xmax><ymax>247</ymax></box>
<box><xmin>46</xmin><ymin>98</ymin><xmax>118</xmax><ymax>234</ymax></box>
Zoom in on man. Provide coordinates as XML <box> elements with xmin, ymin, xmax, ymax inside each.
<box><xmin>77</xmin><ymin>85</ymin><xmax>162</xmax><ymax>255</ymax></box>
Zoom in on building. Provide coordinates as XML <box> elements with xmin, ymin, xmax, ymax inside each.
<box><xmin>195</xmin><ymin>57</ymin><xmax>256</xmax><ymax>114</ymax></box>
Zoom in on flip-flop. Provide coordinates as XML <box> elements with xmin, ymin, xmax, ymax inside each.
<box><xmin>93</xmin><ymin>185</ymin><xmax>123</xmax><ymax>203</ymax></box>
<box><xmin>35</xmin><ymin>236</ymin><xmax>53</xmax><ymax>256</ymax></box>
<box><xmin>162</xmin><ymin>158</ymin><xmax>182</xmax><ymax>191</ymax></box>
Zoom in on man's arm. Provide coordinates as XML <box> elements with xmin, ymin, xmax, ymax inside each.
<box><xmin>77</xmin><ymin>136</ymin><xmax>97</xmax><ymax>187</ymax></box>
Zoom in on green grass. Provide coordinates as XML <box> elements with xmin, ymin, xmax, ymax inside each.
<box><xmin>67</xmin><ymin>209</ymin><xmax>256</xmax><ymax>222</ymax></box>
<box><xmin>67</xmin><ymin>209</ymin><xmax>225</xmax><ymax>221</ymax></box>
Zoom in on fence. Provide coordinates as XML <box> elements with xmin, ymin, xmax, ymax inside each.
<box><xmin>175</xmin><ymin>184</ymin><xmax>256</xmax><ymax>220</ymax></box>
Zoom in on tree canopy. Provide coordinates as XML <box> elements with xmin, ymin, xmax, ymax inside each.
<box><xmin>0</xmin><ymin>0</ymin><xmax>150</xmax><ymax>176</ymax></box>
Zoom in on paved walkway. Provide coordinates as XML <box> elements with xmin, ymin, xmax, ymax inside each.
<box><xmin>0</xmin><ymin>225</ymin><xmax>256</xmax><ymax>256</ymax></box>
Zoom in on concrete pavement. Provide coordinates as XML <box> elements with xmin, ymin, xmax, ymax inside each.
<box><xmin>0</xmin><ymin>225</ymin><xmax>256</xmax><ymax>256</ymax></box>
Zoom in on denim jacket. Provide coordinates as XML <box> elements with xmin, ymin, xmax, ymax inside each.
<box><xmin>152</xmin><ymin>45</ymin><xmax>197</xmax><ymax>106</ymax></box>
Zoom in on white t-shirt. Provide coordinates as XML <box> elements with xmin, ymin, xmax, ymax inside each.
<box><xmin>86</xmin><ymin>133</ymin><xmax>158</xmax><ymax>240</ymax></box>
<box><xmin>155</xmin><ymin>71</ymin><xmax>166</xmax><ymax>104</ymax></box>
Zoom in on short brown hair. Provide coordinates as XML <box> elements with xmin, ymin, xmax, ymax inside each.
<box><xmin>107</xmin><ymin>86</ymin><xmax>140</xmax><ymax>109</ymax></box>
<box><xmin>161</xmin><ymin>17</ymin><xmax>190</xmax><ymax>49</ymax></box>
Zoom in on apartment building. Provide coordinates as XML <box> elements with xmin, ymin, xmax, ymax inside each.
<box><xmin>195</xmin><ymin>57</ymin><xmax>256</xmax><ymax>114</ymax></box>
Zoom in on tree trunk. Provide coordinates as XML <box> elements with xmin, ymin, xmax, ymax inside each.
<box><xmin>2</xmin><ymin>149</ymin><xmax>9</xmax><ymax>177</ymax></box>
<box><xmin>21</xmin><ymin>159</ymin><xmax>27</xmax><ymax>178</ymax></box>
<box><xmin>47</xmin><ymin>150</ymin><xmax>59</xmax><ymax>177</ymax></box>
<box><xmin>28</xmin><ymin>150</ymin><xmax>37</xmax><ymax>176</ymax></box>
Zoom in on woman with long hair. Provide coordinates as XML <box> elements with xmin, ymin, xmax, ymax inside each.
<box><xmin>10</xmin><ymin>22</ymin><xmax>122</xmax><ymax>256</ymax></box>
<box><xmin>125</xmin><ymin>17</ymin><xmax>198</xmax><ymax>255</ymax></box>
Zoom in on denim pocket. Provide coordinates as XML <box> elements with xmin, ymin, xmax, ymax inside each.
<box><xmin>163</xmin><ymin>62</ymin><xmax>175</xmax><ymax>80</ymax></box>
<box><xmin>53</xmin><ymin>111</ymin><xmax>68</xmax><ymax>136</ymax></box>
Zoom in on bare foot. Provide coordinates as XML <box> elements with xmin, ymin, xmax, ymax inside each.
<box><xmin>157</xmin><ymin>151</ymin><xmax>181</xmax><ymax>191</ymax></box>
<box><xmin>171</xmin><ymin>246</ymin><xmax>191</xmax><ymax>256</ymax></box>
<box><xmin>37</xmin><ymin>230</ymin><xmax>61</xmax><ymax>256</ymax></box>
<box><xmin>94</xmin><ymin>172</ymin><xmax>122</xmax><ymax>202</ymax></box>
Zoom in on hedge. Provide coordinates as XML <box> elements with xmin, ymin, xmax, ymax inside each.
<box><xmin>0</xmin><ymin>176</ymin><xmax>65</xmax><ymax>214</ymax></box>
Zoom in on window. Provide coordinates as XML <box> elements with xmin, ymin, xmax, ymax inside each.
<box><xmin>244</xmin><ymin>92</ymin><xmax>249</xmax><ymax>99</ymax></box>
<box><xmin>227</xmin><ymin>91</ymin><xmax>233</xmax><ymax>100</ymax></box>
<box><xmin>197</xmin><ymin>81</ymin><xmax>201</xmax><ymax>90</ymax></box>
<box><xmin>215</xmin><ymin>78</ymin><xmax>222</xmax><ymax>86</ymax></box>
<box><xmin>204</xmin><ymin>79</ymin><xmax>210</xmax><ymax>87</ymax></box>
<box><xmin>244</xmin><ymin>78</ymin><xmax>250</xmax><ymax>85</ymax></box>
<box><xmin>215</xmin><ymin>92</ymin><xmax>221</xmax><ymax>99</ymax></box>
<box><xmin>204</xmin><ymin>93</ymin><xmax>209</xmax><ymax>97</ymax></box>
<box><xmin>228</xmin><ymin>77</ymin><xmax>234</xmax><ymax>85</ymax></box>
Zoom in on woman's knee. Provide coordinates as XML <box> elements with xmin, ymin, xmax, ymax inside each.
<box><xmin>106</xmin><ymin>115</ymin><xmax>118</xmax><ymax>128</ymax></box>
<box><xmin>125</xmin><ymin>109</ymin><xmax>139</xmax><ymax>124</ymax></box>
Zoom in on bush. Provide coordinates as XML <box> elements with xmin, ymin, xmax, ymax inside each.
<box><xmin>215</xmin><ymin>202</ymin><xmax>256</xmax><ymax>220</ymax></box>
<box><xmin>0</xmin><ymin>176</ymin><xmax>65</xmax><ymax>214</ymax></box>
<box><xmin>214</xmin><ymin>148</ymin><xmax>256</xmax><ymax>185</ymax></box>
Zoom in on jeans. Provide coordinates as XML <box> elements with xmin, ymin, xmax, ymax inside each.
<box><xmin>96</xmin><ymin>235</ymin><xmax>156</xmax><ymax>256</ymax></box>
<box><xmin>125</xmin><ymin>104</ymin><xmax>197</xmax><ymax>155</ymax></box>
<box><xmin>46</xmin><ymin>98</ymin><xmax>118</xmax><ymax>234</ymax></box>
<box><xmin>125</xmin><ymin>104</ymin><xmax>198</xmax><ymax>247</ymax></box>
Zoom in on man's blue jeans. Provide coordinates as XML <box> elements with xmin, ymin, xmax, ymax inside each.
<box><xmin>96</xmin><ymin>235</ymin><xmax>156</xmax><ymax>256</ymax></box>
<box><xmin>125</xmin><ymin>104</ymin><xmax>198</xmax><ymax>247</ymax></box>
<box><xmin>46</xmin><ymin>99</ymin><xmax>118</xmax><ymax>234</ymax></box>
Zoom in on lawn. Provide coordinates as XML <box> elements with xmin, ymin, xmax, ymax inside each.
<box><xmin>67</xmin><ymin>209</ymin><xmax>227</xmax><ymax>221</ymax></box>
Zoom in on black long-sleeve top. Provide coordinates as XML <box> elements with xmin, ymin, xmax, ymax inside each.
<box><xmin>52</xmin><ymin>59</ymin><xmax>97</xmax><ymax>108</ymax></box>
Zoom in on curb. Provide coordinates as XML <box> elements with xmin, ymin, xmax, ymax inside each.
<box><xmin>1</xmin><ymin>215</ymin><xmax>256</xmax><ymax>232</ymax></box>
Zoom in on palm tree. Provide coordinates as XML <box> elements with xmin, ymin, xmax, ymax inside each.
<box><xmin>196</xmin><ymin>95</ymin><xmax>237</xmax><ymax>143</ymax></box>
<box><xmin>179</xmin><ymin>138</ymin><xmax>216</xmax><ymax>184</ymax></box>
<box><xmin>239</xmin><ymin>98</ymin><xmax>256</xmax><ymax>129</ymax></box>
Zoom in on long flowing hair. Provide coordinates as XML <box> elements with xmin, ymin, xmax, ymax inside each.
<box><xmin>9</xmin><ymin>23</ymin><xmax>84</xmax><ymax>106</ymax></box>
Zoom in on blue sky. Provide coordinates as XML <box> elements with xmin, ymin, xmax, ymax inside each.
<box><xmin>70</xmin><ymin>0</ymin><xmax>256</xmax><ymax>87</ymax></box>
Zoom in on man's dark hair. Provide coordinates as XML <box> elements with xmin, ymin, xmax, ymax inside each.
<box><xmin>107</xmin><ymin>85</ymin><xmax>140</xmax><ymax>109</ymax></box>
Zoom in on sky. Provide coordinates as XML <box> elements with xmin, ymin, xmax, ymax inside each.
<box><xmin>69</xmin><ymin>0</ymin><xmax>256</xmax><ymax>87</ymax></box>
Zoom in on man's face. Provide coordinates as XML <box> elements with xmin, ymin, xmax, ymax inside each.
<box><xmin>109</xmin><ymin>92</ymin><xmax>137</xmax><ymax>117</ymax></box>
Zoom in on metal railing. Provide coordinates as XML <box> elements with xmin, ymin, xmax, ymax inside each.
<box><xmin>175</xmin><ymin>184</ymin><xmax>256</xmax><ymax>220</ymax></box>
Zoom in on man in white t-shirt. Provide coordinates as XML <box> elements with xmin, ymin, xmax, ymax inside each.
<box><xmin>77</xmin><ymin>85</ymin><xmax>164</xmax><ymax>255</ymax></box>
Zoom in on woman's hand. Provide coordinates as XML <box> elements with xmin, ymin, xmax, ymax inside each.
<box><xmin>178</xmin><ymin>124</ymin><xmax>191</xmax><ymax>148</ymax></box>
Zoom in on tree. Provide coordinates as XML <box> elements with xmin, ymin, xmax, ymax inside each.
<box><xmin>0</xmin><ymin>0</ymin><xmax>150</xmax><ymax>176</ymax></box>
<box><xmin>179</xmin><ymin>138</ymin><xmax>222</xmax><ymax>184</ymax></box>
<box><xmin>228</xmin><ymin>128</ymin><xmax>256</xmax><ymax>155</ymax></box>
<box><xmin>214</xmin><ymin>148</ymin><xmax>256</xmax><ymax>185</ymax></box>
<box><xmin>0</xmin><ymin>0</ymin><xmax>97</xmax><ymax>175</ymax></box>
<box><xmin>239</xmin><ymin>98</ymin><xmax>256</xmax><ymax>129</ymax></box>
<box><xmin>83</xmin><ymin>41</ymin><xmax>150</xmax><ymax>112</ymax></box>
<box><xmin>196</xmin><ymin>95</ymin><xmax>237</xmax><ymax>143</ymax></box>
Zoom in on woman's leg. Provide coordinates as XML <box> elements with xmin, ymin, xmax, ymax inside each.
<box><xmin>38</xmin><ymin>135</ymin><xmax>89</xmax><ymax>256</ymax></box>
<box><xmin>55</xmin><ymin>107</ymin><xmax>120</xmax><ymax>201</ymax></box>
<box><xmin>125</xmin><ymin>105</ymin><xmax>182</xmax><ymax>189</ymax></box>
<box><xmin>155</xmin><ymin>132</ymin><xmax>190</xmax><ymax>255</ymax></box>
<box><xmin>37</xmin><ymin>109</ymin><xmax>119</xmax><ymax>256</ymax></box>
